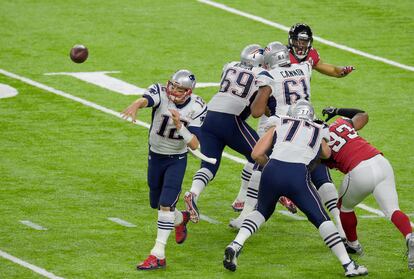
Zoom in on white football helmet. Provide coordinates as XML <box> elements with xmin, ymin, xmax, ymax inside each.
<box><xmin>166</xmin><ymin>69</ymin><xmax>196</xmax><ymax>103</ymax></box>
<box><xmin>287</xmin><ymin>100</ymin><xmax>314</xmax><ymax>121</ymax></box>
<box><xmin>264</xmin><ymin>41</ymin><xmax>291</xmax><ymax>69</ymax></box>
<box><xmin>240</xmin><ymin>44</ymin><xmax>264</xmax><ymax>68</ymax></box>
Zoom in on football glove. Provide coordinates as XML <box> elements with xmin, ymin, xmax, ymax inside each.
<box><xmin>340</xmin><ymin>66</ymin><xmax>355</xmax><ymax>77</ymax></box>
<box><xmin>322</xmin><ymin>107</ymin><xmax>338</xmax><ymax>121</ymax></box>
<box><xmin>313</xmin><ymin>118</ymin><xmax>325</xmax><ymax>125</ymax></box>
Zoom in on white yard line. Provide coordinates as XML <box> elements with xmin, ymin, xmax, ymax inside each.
<box><xmin>0</xmin><ymin>250</ymin><xmax>65</xmax><ymax>279</ymax></box>
<box><xmin>197</xmin><ymin>0</ymin><xmax>414</xmax><ymax>72</ymax></box>
<box><xmin>356</xmin><ymin>205</ymin><xmax>414</xmax><ymax>227</ymax></box>
<box><xmin>107</xmin><ymin>217</ymin><xmax>137</xmax><ymax>228</ymax></box>
<box><xmin>356</xmin><ymin>204</ymin><xmax>385</xmax><ymax>216</ymax></box>
<box><xmin>19</xmin><ymin>220</ymin><xmax>48</xmax><ymax>231</ymax></box>
<box><xmin>200</xmin><ymin>214</ymin><xmax>221</xmax><ymax>224</ymax></box>
<box><xmin>1</xmin><ymin>68</ymin><xmax>411</xmax><ymax>225</ymax></box>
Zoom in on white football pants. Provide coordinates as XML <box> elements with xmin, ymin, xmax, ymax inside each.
<box><xmin>339</xmin><ymin>154</ymin><xmax>399</xmax><ymax>219</ymax></box>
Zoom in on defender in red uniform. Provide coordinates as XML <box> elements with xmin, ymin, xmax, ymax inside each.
<box><xmin>322</xmin><ymin>107</ymin><xmax>414</xmax><ymax>270</ymax></box>
<box><xmin>288</xmin><ymin>23</ymin><xmax>354</xmax><ymax>77</ymax></box>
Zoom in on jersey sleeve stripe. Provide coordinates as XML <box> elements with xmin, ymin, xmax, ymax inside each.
<box><xmin>258</xmin><ymin>70</ymin><xmax>274</xmax><ymax>79</ymax></box>
<box><xmin>192</xmin><ymin>106</ymin><xmax>207</xmax><ymax>120</ymax></box>
<box><xmin>142</xmin><ymin>95</ymin><xmax>155</xmax><ymax>107</ymax></box>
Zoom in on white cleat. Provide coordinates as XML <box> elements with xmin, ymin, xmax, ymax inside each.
<box><xmin>343</xmin><ymin>260</ymin><xmax>368</xmax><ymax>277</ymax></box>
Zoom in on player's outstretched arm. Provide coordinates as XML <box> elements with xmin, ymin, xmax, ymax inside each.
<box><xmin>314</xmin><ymin>60</ymin><xmax>355</xmax><ymax>78</ymax></box>
<box><xmin>351</xmin><ymin>111</ymin><xmax>369</xmax><ymax>131</ymax></box>
<box><xmin>169</xmin><ymin>109</ymin><xmax>199</xmax><ymax>150</ymax></box>
<box><xmin>322</xmin><ymin>107</ymin><xmax>368</xmax><ymax>130</ymax></box>
<box><xmin>121</xmin><ymin>98</ymin><xmax>148</xmax><ymax>122</ymax></box>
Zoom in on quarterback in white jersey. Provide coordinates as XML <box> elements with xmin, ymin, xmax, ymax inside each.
<box><xmin>223</xmin><ymin>101</ymin><xmax>368</xmax><ymax>277</ymax></box>
<box><xmin>121</xmin><ymin>69</ymin><xmax>206</xmax><ymax>271</ymax></box>
<box><xmin>146</xmin><ymin>83</ymin><xmax>207</xmax><ymax>155</ymax></box>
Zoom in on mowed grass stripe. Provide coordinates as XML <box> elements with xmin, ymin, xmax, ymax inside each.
<box><xmin>198</xmin><ymin>0</ymin><xmax>414</xmax><ymax>72</ymax></box>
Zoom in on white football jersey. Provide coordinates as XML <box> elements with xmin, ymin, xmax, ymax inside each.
<box><xmin>256</xmin><ymin>62</ymin><xmax>312</xmax><ymax>116</ymax></box>
<box><xmin>269</xmin><ymin>115</ymin><xmax>329</xmax><ymax>165</ymax></box>
<box><xmin>143</xmin><ymin>83</ymin><xmax>207</xmax><ymax>155</ymax></box>
<box><xmin>208</xmin><ymin>61</ymin><xmax>262</xmax><ymax>116</ymax></box>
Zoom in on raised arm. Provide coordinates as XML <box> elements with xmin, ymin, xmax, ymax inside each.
<box><xmin>121</xmin><ymin>97</ymin><xmax>149</xmax><ymax>122</ymax></box>
<box><xmin>322</xmin><ymin>107</ymin><xmax>368</xmax><ymax>131</ymax></box>
<box><xmin>314</xmin><ymin>60</ymin><xmax>355</xmax><ymax>78</ymax></box>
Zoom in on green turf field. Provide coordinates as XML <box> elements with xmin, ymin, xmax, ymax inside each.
<box><xmin>0</xmin><ymin>0</ymin><xmax>413</xmax><ymax>278</ymax></box>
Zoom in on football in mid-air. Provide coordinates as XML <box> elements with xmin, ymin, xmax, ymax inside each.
<box><xmin>70</xmin><ymin>45</ymin><xmax>88</xmax><ymax>63</ymax></box>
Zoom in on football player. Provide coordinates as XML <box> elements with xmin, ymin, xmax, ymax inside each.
<box><xmin>223</xmin><ymin>101</ymin><xmax>368</xmax><ymax>277</ymax></box>
<box><xmin>322</xmin><ymin>106</ymin><xmax>414</xmax><ymax>270</ymax></box>
<box><xmin>229</xmin><ymin>42</ymin><xmax>313</xmax><ymax>229</ymax></box>
<box><xmin>183</xmin><ymin>44</ymin><xmax>264</xmax><ymax>224</ymax></box>
<box><xmin>121</xmin><ymin>69</ymin><xmax>207</xmax><ymax>270</ymax></box>
<box><xmin>237</xmin><ymin>23</ymin><xmax>355</xmax><ymax>212</ymax></box>
<box><xmin>242</xmin><ymin>24</ymin><xmax>351</xmax><ymax>234</ymax></box>
<box><xmin>288</xmin><ymin>23</ymin><xmax>355</xmax><ymax>77</ymax></box>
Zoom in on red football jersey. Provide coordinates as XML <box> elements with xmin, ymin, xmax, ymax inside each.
<box><xmin>326</xmin><ymin>118</ymin><xmax>382</xmax><ymax>174</ymax></box>
<box><xmin>289</xmin><ymin>47</ymin><xmax>321</xmax><ymax>68</ymax></box>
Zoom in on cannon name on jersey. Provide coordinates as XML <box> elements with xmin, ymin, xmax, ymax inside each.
<box><xmin>256</xmin><ymin>61</ymin><xmax>312</xmax><ymax>116</ymax></box>
<box><xmin>143</xmin><ymin>83</ymin><xmax>207</xmax><ymax>155</ymax></box>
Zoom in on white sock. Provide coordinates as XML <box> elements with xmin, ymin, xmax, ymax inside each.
<box><xmin>245</xmin><ymin>170</ymin><xmax>261</xmax><ymax>208</ymax></box>
<box><xmin>150</xmin><ymin>210</ymin><xmax>174</xmax><ymax>259</ymax></box>
<box><xmin>174</xmin><ymin>209</ymin><xmax>183</xmax><ymax>226</ymax></box>
<box><xmin>318</xmin><ymin>183</ymin><xmax>346</xmax><ymax>239</ymax></box>
<box><xmin>319</xmin><ymin>221</ymin><xmax>350</xmax><ymax>265</ymax></box>
<box><xmin>235</xmin><ymin>162</ymin><xmax>254</xmax><ymax>201</ymax></box>
<box><xmin>234</xmin><ymin>211</ymin><xmax>265</xmax><ymax>246</ymax></box>
<box><xmin>190</xmin><ymin>168</ymin><xmax>214</xmax><ymax>202</ymax></box>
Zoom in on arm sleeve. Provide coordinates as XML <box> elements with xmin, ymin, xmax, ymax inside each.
<box><xmin>308</xmin><ymin>48</ymin><xmax>320</xmax><ymax>67</ymax></box>
<box><xmin>256</xmin><ymin>70</ymin><xmax>274</xmax><ymax>88</ymax></box>
<box><xmin>321</xmin><ymin>126</ymin><xmax>330</xmax><ymax>142</ymax></box>
<box><xmin>188</xmin><ymin>96</ymin><xmax>207</xmax><ymax>129</ymax></box>
<box><xmin>142</xmin><ymin>84</ymin><xmax>161</xmax><ymax>107</ymax></box>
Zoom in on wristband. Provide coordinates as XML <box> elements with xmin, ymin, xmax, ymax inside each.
<box><xmin>178</xmin><ymin>125</ymin><xmax>193</xmax><ymax>143</ymax></box>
